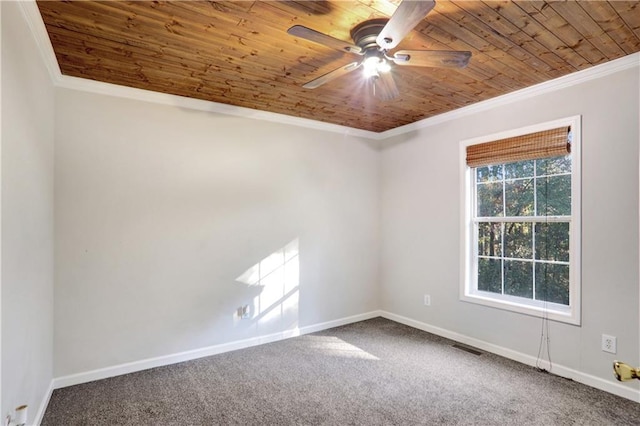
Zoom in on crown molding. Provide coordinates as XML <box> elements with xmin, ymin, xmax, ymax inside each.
<box><xmin>56</xmin><ymin>75</ymin><xmax>381</xmax><ymax>139</ymax></box>
<box><xmin>19</xmin><ymin>0</ymin><xmax>63</xmax><ymax>84</ymax></box>
<box><xmin>17</xmin><ymin>0</ymin><xmax>380</xmax><ymax>140</ymax></box>
<box><xmin>18</xmin><ymin>1</ymin><xmax>640</xmax><ymax>143</ymax></box>
<box><xmin>378</xmin><ymin>52</ymin><xmax>640</xmax><ymax>140</ymax></box>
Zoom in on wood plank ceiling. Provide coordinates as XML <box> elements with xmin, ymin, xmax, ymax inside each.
<box><xmin>37</xmin><ymin>1</ymin><xmax>640</xmax><ymax>133</ymax></box>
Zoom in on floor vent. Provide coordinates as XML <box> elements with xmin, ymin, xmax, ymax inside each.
<box><xmin>452</xmin><ymin>344</ymin><xmax>482</xmax><ymax>356</ymax></box>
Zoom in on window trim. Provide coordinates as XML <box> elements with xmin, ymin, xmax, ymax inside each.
<box><xmin>459</xmin><ymin>116</ymin><xmax>582</xmax><ymax>325</ymax></box>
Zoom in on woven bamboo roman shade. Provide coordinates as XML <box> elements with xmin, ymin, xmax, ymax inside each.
<box><xmin>466</xmin><ymin>126</ymin><xmax>571</xmax><ymax>168</ymax></box>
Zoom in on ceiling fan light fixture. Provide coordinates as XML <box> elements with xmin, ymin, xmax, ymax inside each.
<box><xmin>363</xmin><ymin>55</ymin><xmax>391</xmax><ymax>79</ymax></box>
<box><xmin>377</xmin><ymin>60</ymin><xmax>391</xmax><ymax>73</ymax></box>
<box><xmin>363</xmin><ymin>56</ymin><xmax>382</xmax><ymax>78</ymax></box>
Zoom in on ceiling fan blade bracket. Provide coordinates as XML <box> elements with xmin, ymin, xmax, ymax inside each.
<box><xmin>376</xmin><ymin>0</ymin><xmax>436</xmax><ymax>50</ymax></box>
<box><xmin>393</xmin><ymin>53</ymin><xmax>411</xmax><ymax>63</ymax></box>
<box><xmin>393</xmin><ymin>50</ymin><xmax>472</xmax><ymax>68</ymax></box>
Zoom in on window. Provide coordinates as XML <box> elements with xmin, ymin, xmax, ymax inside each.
<box><xmin>460</xmin><ymin>117</ymin><xmax>581</xmax><ymax>325</ymax></box>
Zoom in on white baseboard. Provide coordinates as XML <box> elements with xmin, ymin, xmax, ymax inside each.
<box><xmin>380</xmin><ymin>310</ymin><xmax>640</xmax><ymax>403</ymax></box>
<box><xmin>34</xmin><ymin>380</ymin><xmax>53</xmax><ymax>426</ymax></box>
<box><xmin>49</xmin><ymin>309</ymin><xmax>639</xmax><ymax>406</ymax></box>
<box><xmin>53</xmin><ymin>310</ymin><xmax>382</xmax><ymax>389</ymax></box>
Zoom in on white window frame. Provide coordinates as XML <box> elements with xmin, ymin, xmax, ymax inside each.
<box><xmin>460</xmin><ymin>116</ymin><xmax>582</xmax><ymax>325</ymax></box>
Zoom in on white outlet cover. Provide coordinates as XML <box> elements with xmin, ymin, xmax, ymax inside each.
<box><xmin>424</xmin><ymin>295</ymin><xmax>431</xmax><ymax>306</ymax></box>
<box><xmin>602</xmin><ymin>334</ymin><xmax>617</xmax><ymax>354</ymax></box>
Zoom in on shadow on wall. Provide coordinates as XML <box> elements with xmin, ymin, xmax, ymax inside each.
<box><xmin>234</xmin><ymin>239</ymin><xmax>300</xmax><ymax>333</ymax></box>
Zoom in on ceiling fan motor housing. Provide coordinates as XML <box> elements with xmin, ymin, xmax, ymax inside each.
<box><xmin>350</xmin><ymin>19</ymin><xmax>389</xmax><ymax>52</ymax></box>
<box><xmin>286</xmin><ymin>0</ymin><xmax>470</xmax><ymax>100</ymax></box>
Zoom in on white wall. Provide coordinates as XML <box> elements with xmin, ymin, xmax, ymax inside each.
<box><xmin>1</xmin><ymin>1</ymin><xmax>55</xmax><ymax>423</ymax></box>
<box><xmin>54</xmin><ymin>88</ymin><xmax>380</xmax><ymax>377</ymax></box>
<box><xmin>380</xmin><ymin>66</ymin><xmax>640</xmax><ymax>391</ymax></box>
<box><xmin>5</xmin><ymin>0</ymin><xmax>638</xmax><ymax>411</ymax></box>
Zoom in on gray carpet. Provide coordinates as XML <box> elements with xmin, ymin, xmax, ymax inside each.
<box><xmin>42</xmin><ymin>317</ymin><xmax>640</xmax><ymax>425</ymax></box>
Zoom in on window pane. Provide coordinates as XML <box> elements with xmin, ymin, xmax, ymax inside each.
<box><xmin>505</xmin><ymin>222</ymin><xmax>533</xmax><ymax>259</ymax></box>
<box><xmin>478</xmin><ymin>258</ymin><xmax>501</xmax><ymax>294</ymax></box>
<box><xmin>537</xmin><ymin>155</ymin><xmax>571</xmax><ymax>176</ymax></box>
<box><xmin>504</xmin><ymin>260</ymin><xmax>533</xmax><ymax>299</ymax></box>
<box><xmin>478</xmin><ymin>222</ymin><xmax>502</xmax><ymax>257</ymax></box>
<box><xmin>505</xmin><ymin>160</ymin><xmax>534</xmax><ymax>179</ymax></box>
<box><xmin>476</xmin><ymin>165</ymin><xmax>503</xmax><ymax>182</ymax></box>
<box><xmin>477</xmin><ymin>182</ymin><xmax>503</xmax><ymax>217</ymax></box>
<box><xmin>535</xmin><ymin>263</ymin><xmax>570</xmax><ymax>305</ymax></box>
<box><xmin>537</xmin><ymin>175</ymin><xmax>571</xmax><ymax>216</ymax></box>
<box><xmin>505</xmin><ymin>179</ymin><xmax>534</xmax><ymax>216</ymax></box>
<box><xmin>535</xmin><ymin>223</ymin><xmax>570</xmax><ymax>262</ymax></box>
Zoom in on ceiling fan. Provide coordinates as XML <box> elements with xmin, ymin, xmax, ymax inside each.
<box><xmin>287</xmin><ymin>0</ymin><xmax>471</xmax><ymax>101</ymax></box>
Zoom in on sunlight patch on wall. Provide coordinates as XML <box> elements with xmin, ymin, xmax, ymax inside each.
<box><xmin>236</xmin><ymin>239</ymin><xmax>299</xmax><ymax>331</ymax></box>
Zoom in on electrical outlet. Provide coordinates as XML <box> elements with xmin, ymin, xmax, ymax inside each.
<box><xmin>237</xmin><ymin>305</ymin><xmax>250</xmax><ymax>319</ymax></box>
<box><xmin>423</xmin><ymin>294</ymin><xmax>431</xmax><ymax>306</ymax></box>
<box><xmin>602</xmin><ymin>334</ymin><xmax>617</xmax><ymax>354</ymax></box>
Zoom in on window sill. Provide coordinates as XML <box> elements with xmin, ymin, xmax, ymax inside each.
<box><xmin>460</xmin><ymin>290</ymin><xmax>581</xmax><ymax>325</ymax></box>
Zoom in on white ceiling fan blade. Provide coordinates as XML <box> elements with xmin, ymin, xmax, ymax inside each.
<box><xmin>392</xmin><ymin>50</ymin><xmax>472</xmax><ymax>68</ymax></box>
<box><xmin>376</xmin><ymin>0</ymin><xmax>435</xmax><ymax>50</ymax></box>
<box><xmin>302</xmin><ymin>62</ymin><xmax>362</xmax><ymax>89</ymax></box>
<box><xmin>288</xmin><ymin>25</ymin><xmax>363</xmax><ymax>54</ymax></box>
<box><xmin>372</xmin><ymin>71</ymin><xmax>400</xmax><ymax>101</ymax></box>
